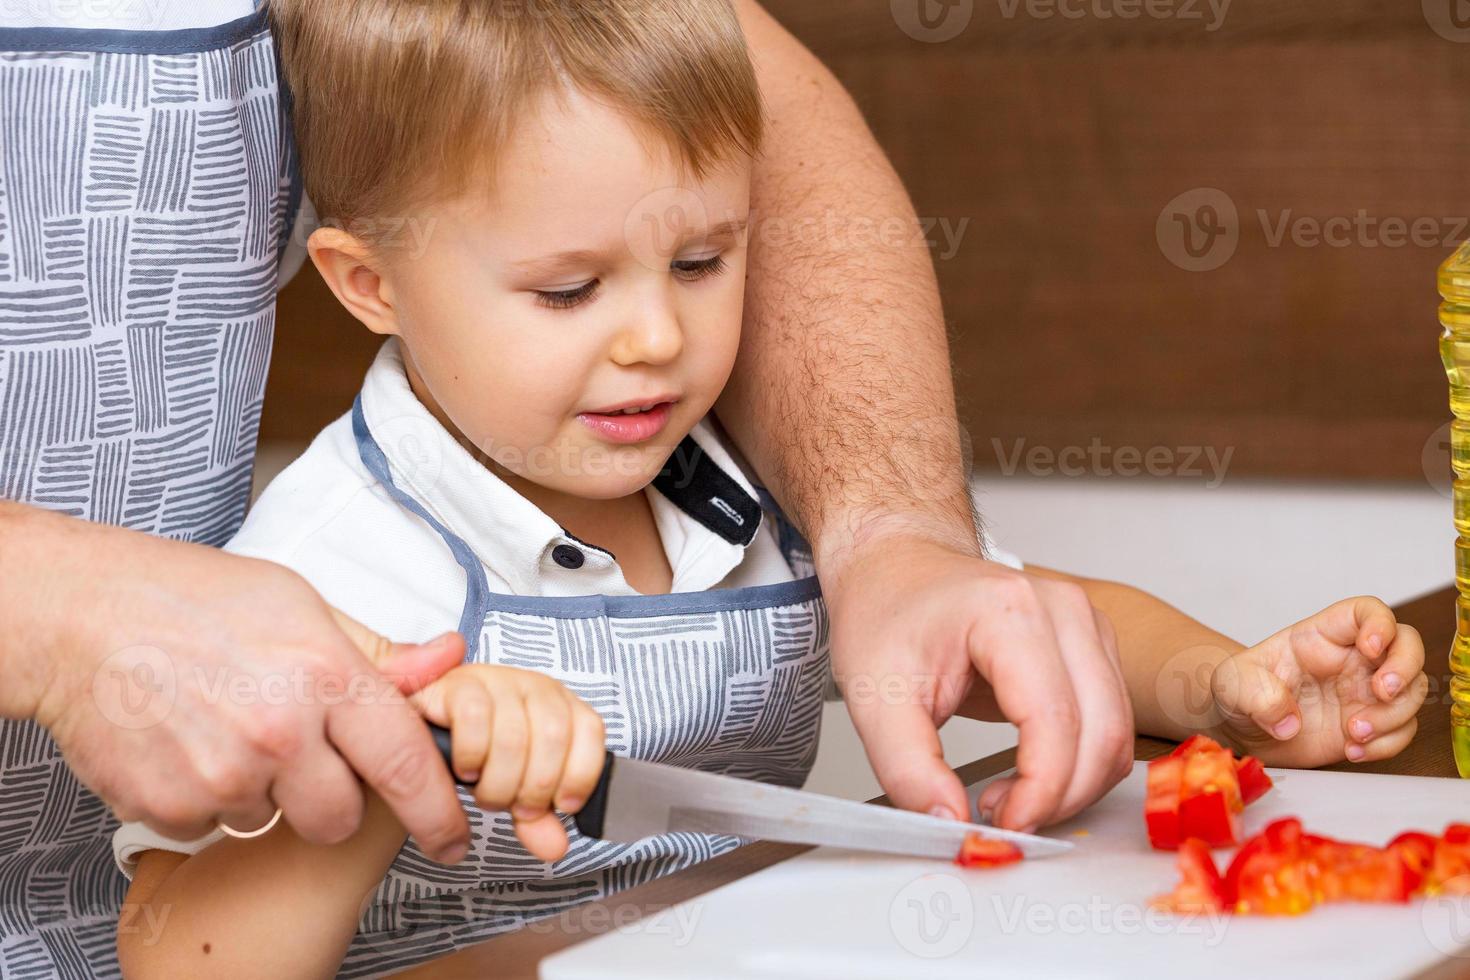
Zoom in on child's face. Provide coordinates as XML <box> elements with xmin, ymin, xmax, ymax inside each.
<box><xmin>361</xmin><ymin>87</ymin><xmax>753</xmax><ymax>501</ymax></box>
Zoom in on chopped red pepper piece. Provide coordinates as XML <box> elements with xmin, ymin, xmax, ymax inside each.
<box><xmin>1387</xmin><ymin>831</ymin><xmax>1437</xmax><ymax>895</ymax></box>
<box><xmin>1150</xmin><ymin>838</ymin><xmax>1228</xmax><ymax>914</ymax></box>
<box><xmin>1146</xmin><ymin>735</ymin><xmax>1263</xmax><ymax>850</ymax></box>
<box><xmin>1234</xmin><ymin>756</ymin><xmax>1273</xmax><ymax>806</ymax></box>
<box><xmin>954</xmin><ymin>832</ymin><xmax>1023</xmax><ymax>869</ymax></box>
<box><xmin>1226</xmin><ymin>817</ymin><xmax>1318</xmax><ymax>916</ymax></box>
<box><xmin>1305</xmin><ymin>833</ymin><xmax>1413</xmax><ymax>904</ymax></box>
<box><xmin>1158</xmin><ymin>820</ymin><xmax>1470</xmax><ymax>917</ymax></box>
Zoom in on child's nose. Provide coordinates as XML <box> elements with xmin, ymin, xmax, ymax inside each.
<box><xmin>610</xmin><ymin>308</ymin><xmax>684</xmax><ymax>366</ymax></box>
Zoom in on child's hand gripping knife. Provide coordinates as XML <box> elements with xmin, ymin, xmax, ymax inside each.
<box><xmin>414</xmin><ymin>664</ymin><xmax>608</xmax><ymax>861</ymax></box>
<box><xmin>1210</xmin><ymin>597</ymin><xmax>1429</xmax><ymax>767</ymax></box>
<box><xmin>117</xmin><ymin>665</ymin><xmax>606</xmax><ymax>980</ymax></box>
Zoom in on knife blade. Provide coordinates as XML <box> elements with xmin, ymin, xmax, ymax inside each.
<box><xmin>428</xmin><ymin>724</ymin><xmax>1071</xmax><ymax>861</ymax></box>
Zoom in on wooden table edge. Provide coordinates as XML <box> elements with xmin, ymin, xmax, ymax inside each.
<box><xmin>397</xmin><ymin>585</ymin><xmax>1464</xmax><ymax>979</ymax></box>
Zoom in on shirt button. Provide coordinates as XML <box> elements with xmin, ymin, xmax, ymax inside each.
<box><xmin>552</xmin><ymin>544</ymin><xmax>585</xmax><ymax>570</ymax></box>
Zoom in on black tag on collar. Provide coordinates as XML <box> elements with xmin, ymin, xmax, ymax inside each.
<box><xmin>651</xmin><ymin>435</ymin><xmax>761</xmax><ymax>547</ymax></box>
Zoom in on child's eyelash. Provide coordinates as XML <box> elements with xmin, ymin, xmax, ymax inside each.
<box><xmin>535</xmin><ymin>281</ymin><xmax>599</xmax><ymax>310</ymax></box>
<box><xmin>672</xmin><ymin>255</ymin><xmax>727</xmax><ymax>281</ymax></box>
<box><xmin>532</xmin><ymin>256</ymin><xmax>727</xmax><ymax>311</ymax></box>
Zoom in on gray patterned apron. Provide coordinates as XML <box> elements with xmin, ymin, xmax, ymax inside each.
<box><xmin>0</xmin><ymin>5</ymin><xmax>300</xmax><ymax>976</ymax></box>
<box><xmin>343</xmin><ymin>398</ymin><xmax>830</xmax><ymax>979</ymax></box>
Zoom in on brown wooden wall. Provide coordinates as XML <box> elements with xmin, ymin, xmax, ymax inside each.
<box><xmin>263</xmin><ymin>0</ymin><xmax>1465</xmax><ymax>480</ymax></box>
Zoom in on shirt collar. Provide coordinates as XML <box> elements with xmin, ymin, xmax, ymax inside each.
<box><xmin>359</xmin><ymin>339</ymin><xmax>764</xmax><ymax>596</ymax></box>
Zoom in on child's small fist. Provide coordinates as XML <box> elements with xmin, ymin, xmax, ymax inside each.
<box><xmin>1209</xmin><ymin>596</ymin><xmax>1427</xmax><ymax>768</ymax></box>
<box><xmin>416</xmin><ymin>665</ymin><xmax>606</xmax><ymax>861</ymax></box>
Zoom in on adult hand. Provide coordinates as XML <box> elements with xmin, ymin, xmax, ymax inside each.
<box><xmin>12</xmin><ymin>509</ymin><xmax>472</xmax><ymax>862</ymax></box>
<box><xmin>825</xmin><ymin>533</ymin><xmax>1134</xmax><ymax>834</ymax></box>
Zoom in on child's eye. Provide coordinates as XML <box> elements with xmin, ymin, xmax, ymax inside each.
<box><xmin>534</xmin><ymin>280</ymin><xmax>599</xmax><ymax>310</ymax></box>
<box><xmin>671</xmin><ymin>255</ymin><xmax>727</xmax><ymax>281</ymax></box>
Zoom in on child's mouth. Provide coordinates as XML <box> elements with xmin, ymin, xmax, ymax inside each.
<box><xmin>576</xmin><ymin>400</ymin><xmax>677</xmax><ymax>444</ymax></box>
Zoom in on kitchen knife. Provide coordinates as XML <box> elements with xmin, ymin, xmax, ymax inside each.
<box><xmin>427</xmin><ymin>724</ymin><xmax>1071</xmax><ymax>861</ymax></box>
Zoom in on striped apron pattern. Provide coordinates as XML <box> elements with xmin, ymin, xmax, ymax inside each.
<box><xmin>345</xmin><ymin>398</ymin><xmax>831</xmax><ymax>978</ymax></box>
<box><xmin>0</xmin><ymin>6</ymin><xmax>299</xmax><ymax>977</ymax></box>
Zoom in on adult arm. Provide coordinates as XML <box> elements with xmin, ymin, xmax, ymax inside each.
<box><xmin>716</xmin><ymin>2</ymin><xmax>1134</xmax><ymax>832</ymax></box>
<box><xmin>0</xmin><ymin>500</ymin><xmax>470</xmax><ymax>862</ymax></box>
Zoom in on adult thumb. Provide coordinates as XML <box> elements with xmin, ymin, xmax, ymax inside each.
<box><xmin>849</xmin><ymin>700</ymin><xmax>970</xmax><ymax>822</ymax></box>
<box><xmin>330</xmin><ymin>608</ymin><xmax>466</xmax><ymax>695</ymax></box>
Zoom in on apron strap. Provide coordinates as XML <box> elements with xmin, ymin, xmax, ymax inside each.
<box><xmin>351</xmin><ymin>396</ymin><xmax>487</xmax><ymax>647</ymax></box>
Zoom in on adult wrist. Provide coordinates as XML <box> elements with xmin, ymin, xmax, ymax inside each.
<box><xmin>811</xmin><ymin>490</ymin><xmax>983</xmax><ymax>595</ymax></box>
<box><xmin>0</xmin><ymin>501</ymin><xmax>71</xmax><ymax>721</ymax></box>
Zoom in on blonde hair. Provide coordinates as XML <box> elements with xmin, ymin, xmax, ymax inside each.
<box><xmin>268</xmin><ymin>0</ymin><xmax>764</xmax><ymax>247</ymax></box>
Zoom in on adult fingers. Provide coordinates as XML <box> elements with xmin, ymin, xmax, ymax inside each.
<box><xmin>1039</xmin><ymin>585</ymin><xmax>1134</xmax><ymax>822</ymax></box>
<box><xmin>847</xmin><ymin>694</ymin><xmax>971</xmax><ymax>822</ymax></box>
<box><xmin>328</xmin><ymin>675</ymin><xmax>469</xmax><ymax>864</ymax></box>
<box><xmin>270</xmin><ymin>742</ymin><xmax>365</xmax><ymax>845</ymax></box>
<box><xmin>972</xmin><ymin>578</ymin><xmax>1082</xmax><ymax>833</ymax></box>
<box><xmin>329</xmin><ymin>608</ymin><xmax>464</xmax><ymax>694</ymax></box>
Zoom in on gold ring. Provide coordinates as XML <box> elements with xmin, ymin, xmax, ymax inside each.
<box><xmin>217</xmin><ymin>807</ymin><xmax>284</xmax><ymax>840</ymax></box>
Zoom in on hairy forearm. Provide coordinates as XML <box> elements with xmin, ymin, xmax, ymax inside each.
<box><xmin>717</xmin><ymin>2</ymin><xmax>979</xmax><ymax>587</ymax></box>
<box><xmin>1027</xmin><ymin>566</ymin><xmax>1245</xmax><ymax>742</ymax></box>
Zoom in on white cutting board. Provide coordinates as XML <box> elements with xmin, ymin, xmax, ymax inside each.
<box><xmin>541</xmin><ymin>764</ymin><xmax>1470</xmax><ymax>980</ymax></box>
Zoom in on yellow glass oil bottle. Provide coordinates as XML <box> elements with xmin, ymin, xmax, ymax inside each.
<box><xmin>1438</xmin><ymin>240</ymin><xmax>1470</xmax><ymax>776</ymax></box>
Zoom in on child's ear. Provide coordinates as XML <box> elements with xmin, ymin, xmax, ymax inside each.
<box><xmin>307</xmin><ymin>227</ymin><xmax>402</xmax><ymax>338</ymax></box>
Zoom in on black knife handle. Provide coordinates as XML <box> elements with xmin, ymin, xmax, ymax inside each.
<box><xmin>427</xmin><ymin>723</ymin><xmax>615</xmax><ymax>839</ymax></box>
